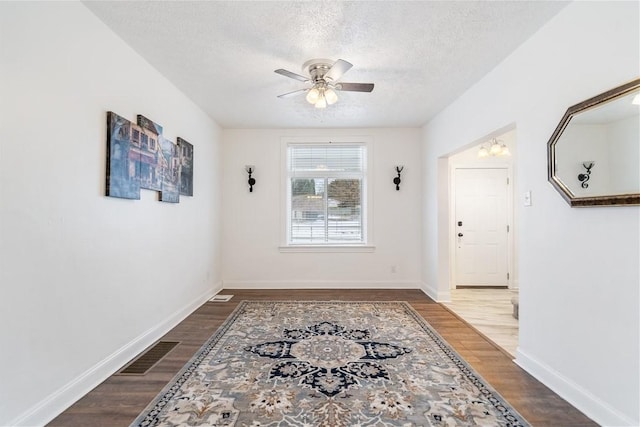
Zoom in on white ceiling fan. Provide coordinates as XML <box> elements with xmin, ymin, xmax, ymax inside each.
<box><xmin>275</xmin><ymin>59</ymin><xmax>374</xmax><ymax>108</ymax></box>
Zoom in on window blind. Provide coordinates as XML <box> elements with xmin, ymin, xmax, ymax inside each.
<box><xmin>289</xmin><ymin>145</ymin><xmax>365</xmax><ymax>175</ymax></box>
<box><xmin>287</xmin><ymin>144</ymin><xmax>366</xmax><ymax>245</ymax></box>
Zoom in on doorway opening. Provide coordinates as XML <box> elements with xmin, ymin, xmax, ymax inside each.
<box><xmin>441</xmin><ymin>127</ymin><xmax>519</xmax><ymax>356</ymax></box>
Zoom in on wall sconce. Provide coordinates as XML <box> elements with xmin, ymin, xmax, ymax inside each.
<box><xmin>394</xmin><ymin>166</ymin><xmax>404</xmax><ymax>191</ymax></box>
<box><xmin>246</xmin><ymin>165</ymin><xmax>256</xmax><ymax>192</ymax></box>
<box><xmin>578</xmin><ymin>161</ymin><xmax>594</xmax><ymax>188</ymax></box>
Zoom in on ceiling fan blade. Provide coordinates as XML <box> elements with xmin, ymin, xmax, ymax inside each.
<box><xmin>336</xmin><ymin>82</ymin><xmax>374</xmax><ymax>92</ymax></box>
<box><xmin>277</xmin><ymin>88</ymin><xmax>308</xmax><ymax>98</ymax></box>
<box><xmin>324</xmin><ymin>59</ymin><xmax>353</xmax><ymax>82</ymax></box>
<box><xmin>275</xmin><ymin>69</ymin><xmax>309</xmax><ymax>83</ymax></box>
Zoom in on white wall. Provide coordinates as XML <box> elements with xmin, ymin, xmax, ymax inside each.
<box><xmin>222</xmin><ymin>128</ymin><xmax>422</xmax><ymax>289</ymax></box>
<box><xmin>422</xmin><ymin>2</ymin><xmax>639</xmax><ymax>426</ymax></box>
<box><xmin>0</xmin><ymin>3</ymin><xmax>223</xmax><ymax>425</ymax></box>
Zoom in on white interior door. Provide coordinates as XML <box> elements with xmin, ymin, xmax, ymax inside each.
<box><xmin>454</xmin><ymin>168</ymin><xmax>509</xmax><ymax>287</ymax></box>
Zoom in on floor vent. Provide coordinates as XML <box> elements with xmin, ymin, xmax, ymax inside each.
<box><xmin>209</xmin><ymin>294</ymin><xmax>233</xmax><ymax>302</ymax></box>
<box><xmin>117</xmin><ymin>341</ymin><xmax>180</xmax><ymax>375</ymax></box>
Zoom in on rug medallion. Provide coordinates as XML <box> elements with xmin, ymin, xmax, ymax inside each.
<box><xmin>132</xmin><ymin>301</ymin><xmax>529</xmax><ymax>426</ymax></box>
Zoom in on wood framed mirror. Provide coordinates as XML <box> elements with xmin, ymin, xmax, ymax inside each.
<box><xmin>547</xmin><ymin>78</ymin><xmax>640</xmax><ymax>207</ymax></box>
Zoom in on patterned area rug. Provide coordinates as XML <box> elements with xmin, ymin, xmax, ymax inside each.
<box><xmin>132</xmin><ymin>301</ymin><xmax>529</xmax><ymax>426</ymax></box>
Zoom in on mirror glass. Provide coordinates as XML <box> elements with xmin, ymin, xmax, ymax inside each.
<box><xmin>548</xmin><ymin>79</ymin><xmax>640</xmax><ymax>206</ymax></box>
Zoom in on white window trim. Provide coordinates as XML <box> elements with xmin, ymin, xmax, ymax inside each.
<box><xmin>279</xmin><ymin>136</ymin><xmax>375</xmax><ymax>253</ymax></box>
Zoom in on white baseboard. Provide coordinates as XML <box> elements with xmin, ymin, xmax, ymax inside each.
<box><xmin>419</xmin><ymin>282</ymin><xmax>450</xmax><ymax>302</ymax></box>
<box><xmin>9</xmin><ymin>282</ymin><xmax>223</xmax><ymax>427</ymax></box>
<box><xmin>222</xmin><ymin>279</ymin><xmax>421</xmax><ymax>289</ymax></box>
<box><xmin>515</xmin><ymin>348</ymin><xmax>637</xmax><ymax>427</ymax></box>
<box><xmin>420</xmin><ymin>281</ymin><xmax>438</xmax><ymax>300</ymax></box>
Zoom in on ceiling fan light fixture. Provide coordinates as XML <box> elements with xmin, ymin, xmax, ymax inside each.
<box><xmin>306</xmin><ymin>87</ymin><xmax>320</xmax><ymax>104</ymax></box>
<box><xmin>325</xmin><ymin>87</ymin><xmax>338</xmax><ymax>105</ymax></box>
<box><xmin>275</xmin><ymin>58</ymin><xmax>374</xmax><ymax>109</ymax></box>
<box><xmin>314</xmin><ymin>95</ymin><xmax>327</xmax><ymax>109</ymax></box>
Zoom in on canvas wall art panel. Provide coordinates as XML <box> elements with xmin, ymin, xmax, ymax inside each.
<box><xmin>160</xmin><ymin>136</ymin><xmax>180</xmax><ymax>203</ymax></box>
<box><xmin>137</xmin><ymin>114</ymin><xmax>163</xmax><ymax>135</ymax></box>
<box><xmin>106</xmin><ymin>111</ymin><xmax>140</xmax><ymax>200</ymax></box>
<box><xmin>178</xmin><ymin>137</ymin><xmax>194</xmax><ymax>196</ymax></box>
<box><xmin>136</xmin><ymin>115</ymin><xmax>163</xmax><ymax>191</ymax></box>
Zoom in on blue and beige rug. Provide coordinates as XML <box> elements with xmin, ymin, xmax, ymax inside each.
<box><xmin>132</xmin><ymin>301</ymin><xmax>529</xmax><ymax>426</ymax></box>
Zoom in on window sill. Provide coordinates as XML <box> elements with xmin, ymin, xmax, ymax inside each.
<box><xmin>279</xmin><ymin>245</ymin><xmax>376</xmax><ymax>253</ymax></box>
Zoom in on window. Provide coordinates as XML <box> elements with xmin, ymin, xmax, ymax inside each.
<box><xmin>286</xmin><ymin>143</ymin><xmax>367</xmax><ymax>246</ymax></box>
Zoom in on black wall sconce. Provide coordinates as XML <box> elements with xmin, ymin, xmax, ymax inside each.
<box><xmin>246</xmin><ymin>165</ymin><xmax>256</xmax><ymax>192</ymax></box>
<box><xmin>578</xmin><ymin>161</ymin><xmax>594</xmax><ymax>188</ymax></box>
<box><xmin>394</xmin><ymin>166</ymin><xmax>404</xmax><ymax>191</ymax></box>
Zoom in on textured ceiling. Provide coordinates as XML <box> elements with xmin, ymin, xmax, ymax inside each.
<box><xmin>84</xmin><ymin>1</ymin><xmax>568</xmax><ymax>129</ymax></box>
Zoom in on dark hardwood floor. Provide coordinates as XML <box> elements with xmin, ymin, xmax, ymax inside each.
<box><xmin>48</xmin><ymin>289</ymin><xmax>598</xmax><ymax>426</ymax></box>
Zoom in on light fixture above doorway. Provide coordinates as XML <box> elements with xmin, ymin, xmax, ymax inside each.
<box><xmin>478</xmin><ymin>138</ymin><xmax>511</xmax><ymax>158</ymax></box>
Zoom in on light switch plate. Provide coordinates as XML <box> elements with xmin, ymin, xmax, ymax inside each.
<box><xmin>524</xmin><ymin>191</ymin><xmax>532</xmax><ymax>206</ymax></box>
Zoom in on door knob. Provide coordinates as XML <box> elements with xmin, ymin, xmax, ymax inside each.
<box><xmin>458</xmin><ymin>233</ymin><xmax>463</xmax><ymax>237</ymax></box>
